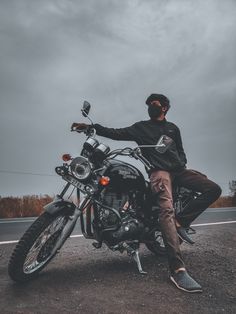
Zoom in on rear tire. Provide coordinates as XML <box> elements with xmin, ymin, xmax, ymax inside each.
<box><xmin>8</xmin><ymin>212</ymin><xmax>70</xmax><ymax>282</ymax></box>
<box><xmin>145</xmin><ymin>229</ymin><xmax>183</xmax><ymax>256</ymax></box>
<box><xmin>145</xmin><ymin>229</ymin><xmax>167</xmax><ymax>256</ymax></box>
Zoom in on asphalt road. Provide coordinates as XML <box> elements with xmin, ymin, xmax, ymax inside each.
<box><xmin>0</xmin><ymin>208</ymin><xmax>235</xmax><ymax>314</ymax></box>
<box><xmin>0</xmin><ymin>207</ymin><xmax>236</xmax><ymax>242</ymax></box>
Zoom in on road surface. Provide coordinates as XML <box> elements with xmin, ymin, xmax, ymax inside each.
<box><xmin>0</xmin><ymin>207</ymin><xmax>236</xmax><ymax>242</ymax></box>
<box><xmin>0</xmin><ymin>208</ymin><xmax>235</xmax><ymax>314</ymax></box>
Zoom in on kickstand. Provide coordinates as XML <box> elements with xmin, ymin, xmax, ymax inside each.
<box><xmin>132</xmin><ymin>250</ymin><xmax>147</xmax><ymax>275</ymax></box>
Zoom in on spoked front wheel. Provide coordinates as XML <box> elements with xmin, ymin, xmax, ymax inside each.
<box><xmin>8</xmin><ymin>212</ymin><xmax>70</xmax><ymax>282</ymax></box>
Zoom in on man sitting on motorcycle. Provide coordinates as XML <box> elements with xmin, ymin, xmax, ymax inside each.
<box><xmin>71</xmin><ymin>93</ymin><xmax>221</xmax><ymax>293</ymax></box>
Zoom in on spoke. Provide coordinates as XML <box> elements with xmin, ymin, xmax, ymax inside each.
<box><xmin>25</xmin><ymin>253</ymin><xmax>38</xmax><ymax>268</ymax></box>
<box><xmin>23</xmin><ymin>215</ymin><xmax>68</xmax><ymax>274</ymax></box>
<box><xmin>25</xmin><ymin>229</ymin><xmax>52</xmax><ymax>266</ymax></box>
<box><xmin>25</xmin><ymin>261</ymin><xmax>39</xmax><ymax>272</ymax></box>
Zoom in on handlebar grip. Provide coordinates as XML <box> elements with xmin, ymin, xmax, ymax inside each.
<box><xmin>71</xmin><ymin>127</ymin><xmax>85</xmax><ymax>133</ymax></box>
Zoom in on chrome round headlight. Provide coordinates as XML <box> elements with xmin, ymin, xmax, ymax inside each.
<box><xmin>70</xmin><ymin>157</ymin><xmax>91</xmax><ymax>181</ymax></box>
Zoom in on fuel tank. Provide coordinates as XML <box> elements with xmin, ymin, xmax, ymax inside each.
<box><xmin>102</xmin><ymin>159</ymin><xmax>146</xmax><ymax>193</ymax></box>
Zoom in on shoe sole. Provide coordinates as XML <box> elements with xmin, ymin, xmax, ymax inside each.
<box><xmin>170</xmin><ymin>276</ymin><xmax>203</xmax><ymax>293</ymax></box>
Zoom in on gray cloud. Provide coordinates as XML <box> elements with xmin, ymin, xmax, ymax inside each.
<box><xmin>0</xmin><ymin>0</ymin><xmax>235</xmax><ymax>196</ymax></box>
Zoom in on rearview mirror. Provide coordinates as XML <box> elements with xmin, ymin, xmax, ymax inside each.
<box><xmin>155</xmin><ymin>135</ymin><xmax>173</xmax><ymax>153</ymax></box>
<box><xmin>82</xmin><ymin>101</ymin><xmax>91</xmax><ymax>117</ymax></box>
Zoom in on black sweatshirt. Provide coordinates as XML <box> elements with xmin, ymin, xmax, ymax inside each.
<box><xmin>94</xmin><ymin>119</ymin><xmax>187</xmax><ymax>172</ymax></box>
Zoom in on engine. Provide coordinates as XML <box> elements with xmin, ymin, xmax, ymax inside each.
<box><xmin>97</xmin><ymin>190</ymin><xmax>145</xmax><ymax>245</ymax></box>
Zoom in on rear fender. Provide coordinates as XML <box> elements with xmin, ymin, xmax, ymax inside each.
<box><xmin>44</xmin><ymin>197</ymin><xmax>76</xmax><ymax>216</ymax></box>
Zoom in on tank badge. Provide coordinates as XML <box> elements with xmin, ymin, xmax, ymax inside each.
<box><xmin>118</xmin><ymin>170</ymin><xmax>137</xmax><ymax>179</ymax></box>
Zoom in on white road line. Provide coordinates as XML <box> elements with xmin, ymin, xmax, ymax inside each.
<box><xmin>192</xmin><ymin>220</ymin><xmax>236</xmax><ymax>227</ymax></box>
<box><xmin>0</xmin><ymin>207</ymin><xmax>235</xmax><ymax>224</ymax></box>
<box><xmin>207</xmin><ymin>209</ymin><xmax>236</xmax><ymax>213</ymax></box>
<box><xmin>0</xmin><ymin>240</ymin><xmax>19</xmax><ymax>244</ymax></box>
<box><xmin>0</xmin><ymin>234</ymin><xmax>84</xmax><ymax>245</ymax></box>
<box><xmin>0</xmin><ymin>219</ymin><xmax>36</xmax><ymax>224</ymax></box>
<box><xmin>0</xmin><ymin>220</ymin><xmax>236</xmax><ymax>246</ymax></box>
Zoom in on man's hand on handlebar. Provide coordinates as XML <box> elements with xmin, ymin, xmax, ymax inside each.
<box><xmin>71</xmin><ymin>122</ymin><xmax>90</xmax><ymax>132</ymax></box>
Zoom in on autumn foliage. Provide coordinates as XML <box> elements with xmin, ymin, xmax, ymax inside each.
<box><xmin>0</xmin><ymin>195</ymin><xmax>53</xmax><ymax>218</ymax></box>
<box><xmin>209</xmin><ymin>195</ymin><xmax>236</xmax><ymax>208</ymax></box>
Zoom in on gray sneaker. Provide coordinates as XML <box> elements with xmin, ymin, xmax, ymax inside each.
<box><xmin>170</xmin><ymin>270</ymin><xmax>203</xmax><ymax>293</ymax></box>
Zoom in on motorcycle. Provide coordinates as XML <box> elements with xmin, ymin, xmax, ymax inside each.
<box><xmin>8</xmin><ymin>101</ymin><xmax>197</xmax><ymax>282</ymax></box>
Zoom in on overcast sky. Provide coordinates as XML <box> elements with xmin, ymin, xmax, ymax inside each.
<box><xmin>0</xmin><ymin>0</ymin><xmax>235</xmax><ymax>196</ymax></box>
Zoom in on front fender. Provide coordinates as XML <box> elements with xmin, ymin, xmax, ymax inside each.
<box><xmin>44</xmin><ymin>197</ymin><xmax>76</xmax><ymax>216</ymax></box>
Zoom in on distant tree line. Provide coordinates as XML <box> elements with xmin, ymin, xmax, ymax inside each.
<box><xmin>209</xmin><ymin>195</ymin><xmax>236</xmax><ymax>208</ymax></box>
<box><xmin>0</xmin><ymin>188</ymin><xmax>235</xmax><ymax>218</ymax></box>
<box><xmin>0</xmin><ymin>195</ymin><xmax>53</xmax><ymax>218</ymax></box>
<box><xmin>229</xmin><ymin>180</ymin><xmax>236</xmax><ymax>196</ymax></box>
<box><xmin>209</xmin><ymin>180</ymin><xmax>236</xmax><ymax>207</ymax></box>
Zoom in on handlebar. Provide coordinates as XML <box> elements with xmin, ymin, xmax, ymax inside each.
<box><xmin>107</xmin><ymin>147</ymin><xmax>154</xmax><ymax>171</ymax></box>
<box><xmin>71</xmin><ymin>122</ymin><xmax>155</xmax><ymax>171</ymax></box>
<box><xmin>71</xmin><ymin>128</ymin><xmax>84</xmax><ymax>133</ymax></box>
<box><xmin>71</xmin><ymin>125</ymin><xmax>96</xmax><ymax>138</ymax></box>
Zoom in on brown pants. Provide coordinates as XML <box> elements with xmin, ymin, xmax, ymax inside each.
<box><xmin>150</xmin><ymin>168</ymin><xmax>222</xmax><ymax>273</ymax></box>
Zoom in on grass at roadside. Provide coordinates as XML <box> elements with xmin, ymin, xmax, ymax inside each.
<box><xmin>209</xmin><ymin>195</ymin><xmax>236</xmax><ymax>208</ymax></box>
<box><xmin>0</xmin><ymin>195</ymin><xmax>53</xmax><ymax>218</ymax></box>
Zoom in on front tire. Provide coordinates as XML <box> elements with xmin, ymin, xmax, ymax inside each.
<box><xmin>8</xmin><ymin>212</ymin><xmax>70</xmax><ymax>282</ymax></box>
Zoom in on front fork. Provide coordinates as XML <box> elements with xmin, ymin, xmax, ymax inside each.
<box><xmin>48</xmin><ymin>185</ymin><xmax>91</xmax><ymax>256</ymax></box>
<box><xmin>50</xmin><ymin>206</ymin><xmax>81</xmax><ymax>256</ymax></box>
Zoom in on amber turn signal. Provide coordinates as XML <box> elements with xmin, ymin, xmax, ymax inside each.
<box><xmin>99</xmin><ymin>176</ymin><xmax>110</xmax><ymax>186</ymax></box>
<box><xmin>62</xmin><ymin>154</ymin><xmax>72</xmax><ymax>162</ymax></box>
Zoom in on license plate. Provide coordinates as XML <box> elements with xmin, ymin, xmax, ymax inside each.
<box><xmin>63</xmin><ymin>174</ymin><xmax>86</xmax><ymax>191</ymax></box>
